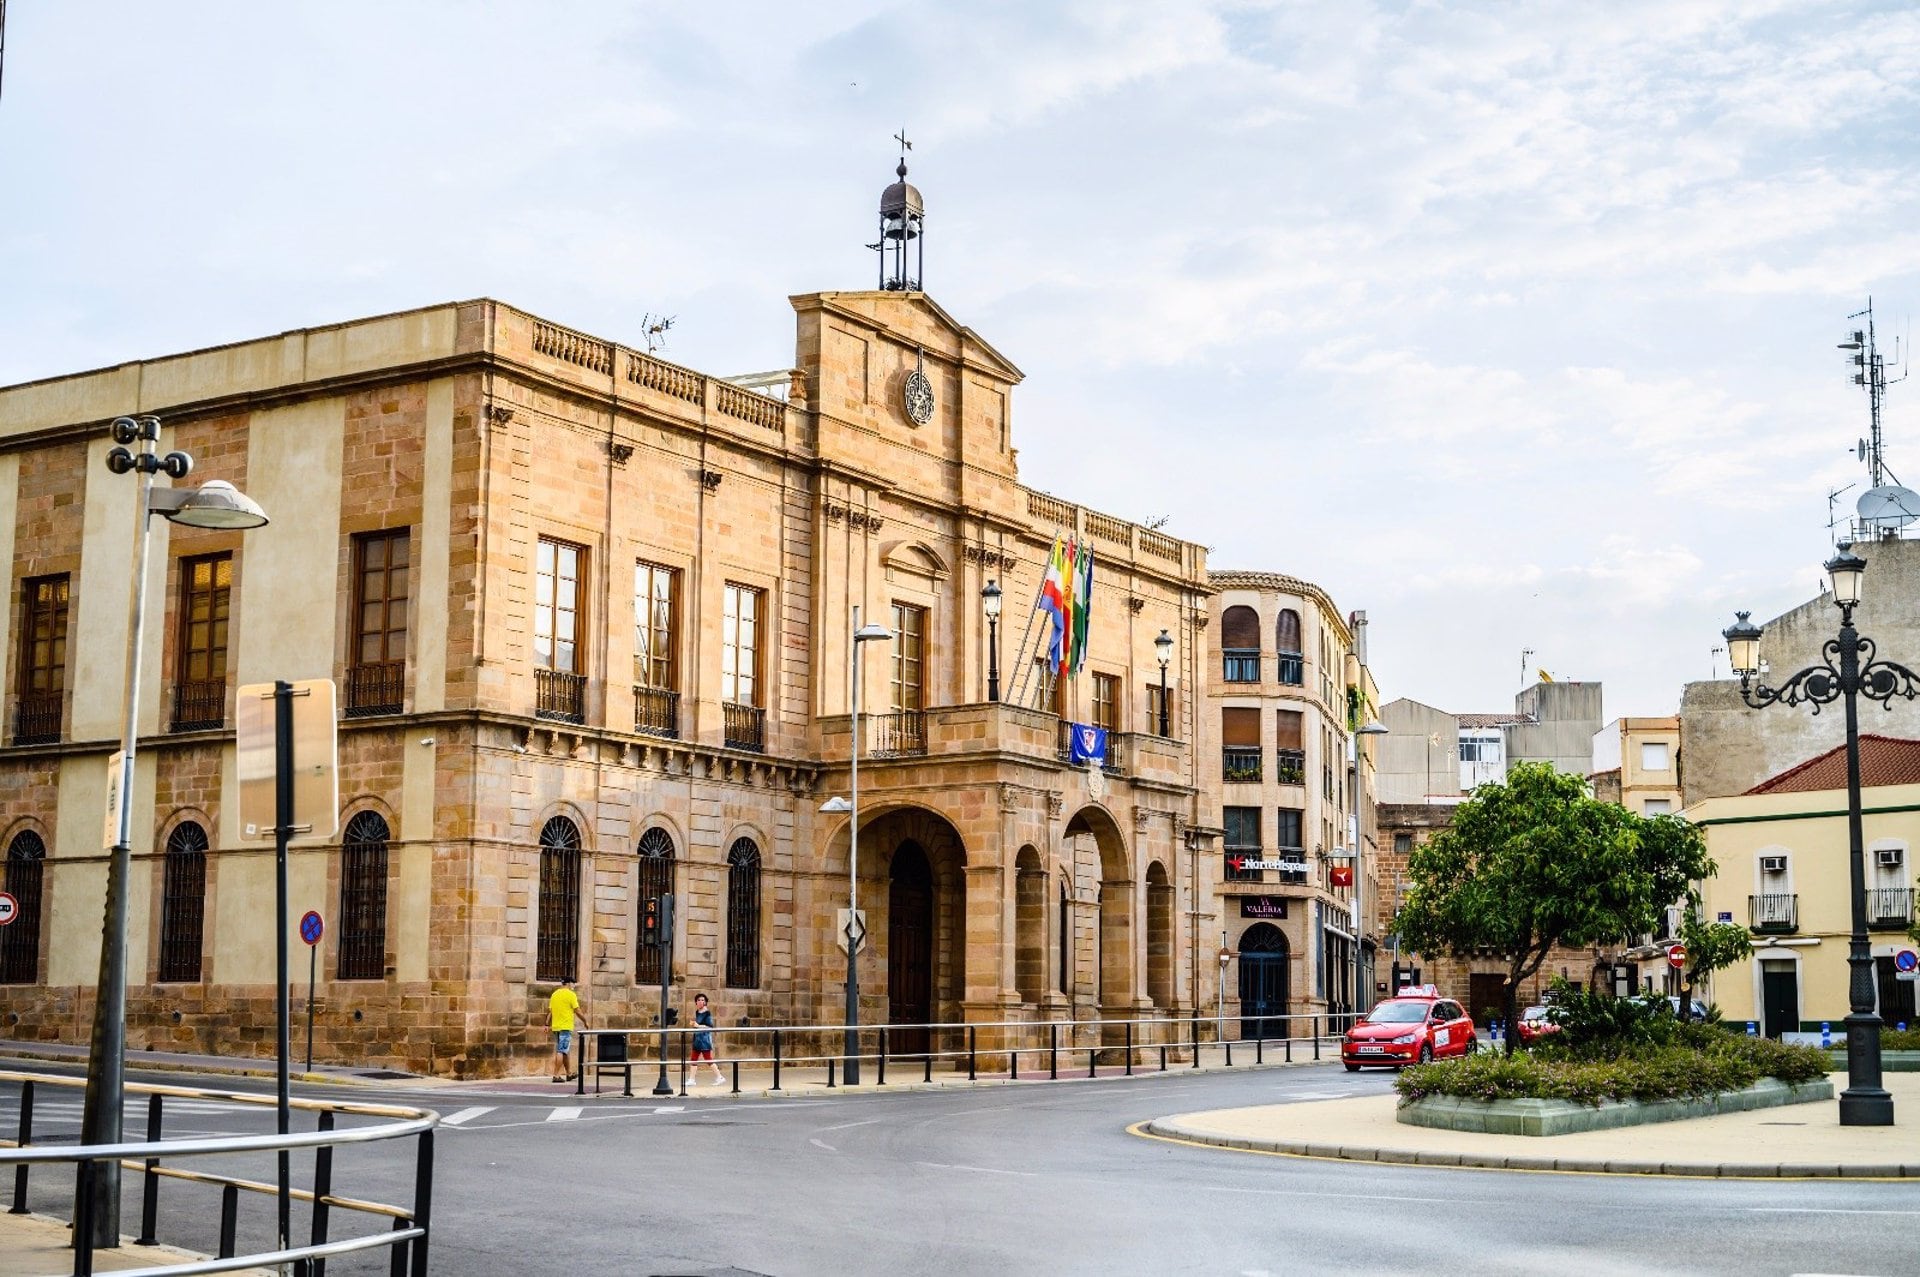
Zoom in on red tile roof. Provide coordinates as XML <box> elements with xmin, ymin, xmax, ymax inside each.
<box><xmin>1746</xmin><ymin>735</ymin><xmax>1920</xmax><ymax>794</ymax></box>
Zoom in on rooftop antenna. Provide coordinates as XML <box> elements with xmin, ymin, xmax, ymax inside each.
<box><xmin>1142</xmin><ymin>514</ymin><xmax>1171</xmax><ymax>531</ymax></box>
<box><xmin>1840</xmin><ymin>299</ymin><xmax>1918</xmax><ymax>538</ymax></box>
<box><xmin>1520</xmin><ymin>647</ymin><xmax>1535</xmax><ymax>689</ymax></box>
<box><xmin>1</xmin><ymin>0</ymin><xmax>9</xmax><ymax>103</ymax></box>
<box><xmin>1825</xmin><ymin>482</ymin><xmax>1856</xmax><ymax>546</ymax></box>
<box><xmin>1710</xmin><ymin>645</ymin><xmax>1724</xmax><ymax>679</ymax></box>
<box><xmin>638</xmin><ymin>313</ymin><xmax>674</xmax><ymax>355</ymax></box>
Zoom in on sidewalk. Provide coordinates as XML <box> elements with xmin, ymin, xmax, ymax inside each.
<box><xmin>0</xmin><ymin>1037</ymin><xmax>406</xmax><ymax>1088</ymax></box>
<box><xmin>0</xmin><ymin>1211</ymin><xmax>274</xmax><ymax>1277</ymax></box>
<box><xmin>1142</xmin><ymin>1072</ymin><xmax>1920</xmax><ymax>1178</ymax></box>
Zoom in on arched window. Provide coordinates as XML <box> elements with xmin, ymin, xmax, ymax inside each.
<box><xmin>725</xmin><ymin>837</ymin><xmax>761</xmax><ymax>989</ymax></box>
<box><xmin>1221</xmin><ymin>605</ymin><xmax>1260</xmax><ymax>682</ymax></box>
<box><xmin>338</xmin><ymin>812</ymin><xmax>390</xmax><ymax>980</ymax></box>
<box><xmin>0</xmin><ymin>831</ymin><xmax>46</xmax><ymax>984</ymax></box>
<box><xmin>635</xmin><ymin>827</ymin><xmax>675</xmax><ymax>985</ymax></box>
<box><xmin>1057</xmin><ymin>880</ymin><xmax>1072</xmax><ymax>996</ymax></box>
<box><xmin>537</xmin><ymin>817</ymin><xmax>583</xmax><ymax>983</ymax></box>
<box><xmin>158</xmin><ymin>822</ymin><xmax>208</xmax><ymax>983</ymax></box>
<box><xmin>1276</xmin><ymin>609</ymin><xmax>1303</xmax><ymax>685</ymax></box>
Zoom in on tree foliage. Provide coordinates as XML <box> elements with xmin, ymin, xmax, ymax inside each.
<box><xmin>1391</xmin><ymin>762</ymin><xmax>1715</xmax><ymax>1054</ymax></box>
<box><xmin>1678</xmin><ymin>914</ymin><xmax>1752</xmax><ymax>988</ymax></box>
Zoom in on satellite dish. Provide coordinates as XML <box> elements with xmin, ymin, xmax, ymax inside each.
<box><xmin>1858</xmin><ymin>438</ymin><xmax>1868</xmax><ymax>461</ymax></box>
<box><xmin>1856</xmin><ymin>484</ymin><xmax>1920</xmax><ymax>529</ymax></box>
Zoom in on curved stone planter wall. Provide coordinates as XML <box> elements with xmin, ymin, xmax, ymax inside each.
<box><xmin>1397</xmin><ymin>1077</ymin><xmax>1833</xmax><ymax>1136</ymax></box>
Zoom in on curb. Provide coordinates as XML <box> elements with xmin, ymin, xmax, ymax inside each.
<box><xmin>0</xmin><ymin>1046</ymin><xmax>417</xmax><ymax>1089</ymax></box>
<box><xmin>1135</xmin><ymin>1117</ymin><xmax>1920</xmax><ymax>1179</ymax></box>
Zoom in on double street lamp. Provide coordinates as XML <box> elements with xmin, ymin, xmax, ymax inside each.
<box><xmin>820</xmin><ymin>608</ymin><xmax>893</xmax><ymax>1086</ymax></box>
<box><xmin>1722</xmin><ymin>548</ymin><xmax>1919</xmax><ymax>1126</ymax></box>
<box><xmin>81</xmin><ymin>417</ymin><xmax>269</xmax><ymax>1245</ymax></box>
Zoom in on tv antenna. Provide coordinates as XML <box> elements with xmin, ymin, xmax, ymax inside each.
<box><xmin>638</xmin><ymin>313</ymin><xmax>675</xmax><ymax>355</ymax></box>
<box><xmin>1710</xmin><ymin>645</ymin><xmax>1724</xmax><ymax>679</ymax></box>
<box><xmin>1142</xmin><ymin>514</ymin><xmax>1171</xmax><ymax>531</ymax></box>
<box><xmin>1839</xmin><ymin>299</ymin><xmax>1918</xmax><ymax>537</ymax></box>
<box><xmin>1826</xmin><ymin>482</ymin><xmax>1856</xmax><ymax>545</ymax></box>
<box><xmin>1520</xmin><ymin>647</ymin><xmax>1535</xmax><ymax>689</ymax></box>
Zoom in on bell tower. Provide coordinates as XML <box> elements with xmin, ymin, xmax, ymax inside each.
<box><xmin>875</xmin><ymin>130</ymin><xmax>924</xmax><ymax>291</ymax></box>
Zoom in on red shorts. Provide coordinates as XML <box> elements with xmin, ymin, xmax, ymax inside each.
<box><xmin>691</xmin><ymin>1049</ymin><xmax>714</xmax><ymax>1062</ymax></box>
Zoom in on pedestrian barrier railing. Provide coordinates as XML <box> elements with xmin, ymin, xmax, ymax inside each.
<box><xmin>571</xmin><ymin>1010</ymin><xmax>1368</xmax><ymax>1096</ymax></box>
<box><xmin>0</xmin><ymin>1069</ymin><xmax>437</xmax><ymax>1277</ymax></box>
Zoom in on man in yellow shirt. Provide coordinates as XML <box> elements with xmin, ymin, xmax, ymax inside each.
<box><xmin>548</xmin><ymin>976</ymin><xmax>587</xmax><ymax>1082</ymax></box>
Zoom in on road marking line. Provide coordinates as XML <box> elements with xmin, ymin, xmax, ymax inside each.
<box><xmin>441</xmin><ymin>1107</ymin><xmax>494</xmax><ymax>1127</ymax></box>
<box><xmin>1753</xmin><ymin>1208</ymin><xmax>1920</xmax><ymax>1217</ymax></box>
<box><xmin>545</xmin><ymin>1107</ymin><xmax>582</xmax><ymax>1122</ymax></box>
<box><xmin>814</xmin><ymin>1118</ymin><xmax>882</xmax><ymax>1134</ymax></box>
<box><xmin>913</xmin><ymin>1161</ymin><xmax>1037</xmax><ymax>1178</ymax></box>
<box><xmin>809</xmin><ymin>1138</ymin><xmax>836</xmax><ymax>1152</ymax></box>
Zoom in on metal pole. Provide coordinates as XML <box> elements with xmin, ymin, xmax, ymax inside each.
<box><xmin>274</xmin><ymin>680</ymin><xmax>295</xmax><ymax>1255</ymax></box>
<box><xmin>987</xmin><ymin>611</ymin><xmax>1000</xmax><ymax>703</ymax></box>
<box><xmin>1353</xmin><ymin>730</ymin><xmax>1365</xmax><ymax>1035</ymax></box>
<box><xmin>1158</xmin><ymin>662</ymin><xmax>1169</xmax><ymax>737</ymax></box>
<box><xmin>306</xmin><ymin>941</ymin><xmax>318</xmax><ymax>1073</ymax></box>
<box><xmin>845</xmin><ymin>605</ymin><xmax>862</xmax><ymax>1086</ymax></box>
<box><xmin>1837</xmin><ymin>607</ymin><xmax>1892</xmax><ymax>1125</ymax></box>
<box><xmin>77</xmin><ymin>422</ymin><xmax>159</xmax><ymax>1248</ymax></box>
<box><xmin>654</xmin><ymin>893</ymin><xmax>674</xmax><ymax>1097</ymax></box>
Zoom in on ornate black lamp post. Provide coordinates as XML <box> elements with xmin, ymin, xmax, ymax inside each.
<box><xmin>1154</xmin><ymin>629</ymin><xmax>1173</xmax><ymax>737</ymax></box>
<box><xmin>982</xmin><ymin>579</ymin><xmax>1002</xmax><ymax>702</ymax></box>
<box><xmin>1722</xmin><ymin>548</ymin><xmax>1920</xmax><ymax>1126</ymax></box>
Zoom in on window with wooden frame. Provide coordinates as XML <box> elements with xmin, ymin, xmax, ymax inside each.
<box><xmin>346</xmin><ymin>531</ymin><xmax>409</xmax><ymax>715</ymax></box>
<box><xmin>633</xmin><ymin>562</ymin><xmax>678</xmax><ymax>689</ymax></box>
<box><xmin>890</xmin><ymin>602</ymin><xmax>926</xmax><ymax>712</ymax></box>
<box><xmin>172</xmin><ymin>554</ymin><xmax>232</xmax><ymax>731</ymax></box>
<box><xmin>535</xmin><ymin>538</ymin><xmax>587</xmax><ymax>722</ymax></box>
<box><xmin>1276</xmin><ymin>609</ymin><xmax>1304</xmax><ymax>685</ymax></box>
<box><xmin>1223</xmin><ymin>707</ymin><xmax>1262</xmax><ymax>782</ymax></box>
<box><xmin>1277</xmin><ymin>808</ymin><xmax>1306</xmax><ymax>882</ymax></box>
<box><xmin>0</xmin><ymin>831</ymin><xmax>46</xmax><ymax>984</ymax></box>
<box><xmin>1223</xmin><ymin>806</ymin><xmax>1262</xmax><ymax>881</ymax></box>
<box><xmin>1221</xmin><ymin>605</ymin><xmax>1261</xmax><ymax>682</ymax></box>
<box><xmin>158</xmin><ymin>822</ymin><xmax>209</xmax><ymax>983</ymax></box>
<box><xmin>14</xmin><ymin>574</ymin><xmax>69</xmax><ymax>743</ymax></box>
<box><xmin>338</xmin><ymin>811</ymin><xmax>391</xmax><ymax>980</ymax></box>
<box><xmin>725</xmin><ymin>837</ymin><xmax>761</xmax><ymax>989</ymax></box>
<box><xmin>1090</xmin><ymin>673</ymin><xmax>1120</xmax><ymax>732</ymax></box>
<box><xmin>634</xmin><ymin>827</ymin><xmax>674</xmax><ymax>986</ymax></box>
<box><xmin>1275</xmin><ymin>709</ymin><xmax>1305</xmax><ymax>785</ymax></box>
<box><xmin>1146</xmin><ymin>682</ymin><xmax>1173</xmax><ymax>736</ymax></box>
<box><xmin>537</xmin><ymin>817</ymin><xmax>582</xmax><ymax>983</ymax></box>
<box><xmin>722</xmin><ymin>583</ymin><xmax>763</xmax><ymax>708</ymax></box>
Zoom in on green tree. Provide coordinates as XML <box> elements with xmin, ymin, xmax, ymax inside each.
<box><xmin>1391</xmin><ymin>762</ymin><xmax>1714</xmax><ymax>1055</ymax></box>
<box><xmin>1677</xmin><ymin>913</ymin><xmax>1752</xmax><ymax>1018</ymax></box>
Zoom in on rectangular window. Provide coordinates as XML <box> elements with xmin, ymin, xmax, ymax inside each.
<box><xmin>1643</xmin><ymin>798</ymin><xmax>1673</xmax><ymax>815</ymax></box>
<box><xmin>534</xmin><ymin>538</ymin><xmax>584</xmax><ymax>673</ymax></box>
<box><xmin>1276</xmin><ymin>808</ymin><xmax>1304</xmax><ymax>850</ymax></box>
<box><xmin>1222</xmin><ymin>650</ymin><xmax>1260</xmax><ymax>683</ymax></box>
<box><xmin>891</xmin><ymin>602</ymin><xmax>926</xmax><ymax>711</ymax></box>
<box><xmin>1222</xmin><ymin>707</ymin><xmax>1262</xmax><ymax>783</ymax></box>
<box><xmin>15</xmin><ymin>574</ymin><xmax>69</xmax><ymax>743</ymax></box>
<box><xmin>1640</xmin><ymin>741</ymin><xmax>1671</xmax><ymax>772</ymax></box>
<box><xmin>633</xmin><ymin>562</ymin><xmax>678</xmax><ymax>689</ymax></box>
<box><xmin>1090</xmin><ymin>672</ymin><xmax>1119</xmax><ymax>732</ymax></box>
<box><xmin>1146</xmin><ymin>683</ymin><xmax>1172</xmax><ymax>735</ymax></box>
<box><xmin>1224</xmin><ymin>806</ymin><xmax>1261</xmax><ymax>881</ymax></box>
<box><xmin>1394</xmin><ymin>833</ymin><xmax>1413</xmax><ymax>855</ymax></box>
<box><xmin>346</xmin><ymin>531</ymin><xmax>409</xmax><ymax>715</ymax></box>
<box><xmin>722</xmin><ymin>583</ymin><xmax>763</xmax><ymax>707</ymax></box>
<box><xmin>1275</xmin><ymin>709</ymin><xmax>1305</xmax><ymax>784</ymax></box>
<box><xmin>173</xmin><ymin>554</ymin><xmax>232</xmax><ymax>731</ymax></box>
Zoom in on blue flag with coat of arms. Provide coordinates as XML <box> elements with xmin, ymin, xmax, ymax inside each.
<box><xmin>1067</xmin><ymin>722</ymin><xmax>1107</xmax><ymax>767</ymax></box>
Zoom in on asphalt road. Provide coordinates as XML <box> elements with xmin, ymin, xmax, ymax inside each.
<box><xmin>6</xmin><ymin>1060</ymin><xmax>1919</xmax><ymax>1276</ymax></box>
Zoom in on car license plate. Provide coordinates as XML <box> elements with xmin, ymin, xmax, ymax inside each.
<box><xmin>1357</xmin><ymin>1045</ymin><xmax>1384</xmax><ymax>1055</ymax></box>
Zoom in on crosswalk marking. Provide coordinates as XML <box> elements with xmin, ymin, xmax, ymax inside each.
<box><xmin>441</xmin><ymin>1107</ymin><xmax>495</xmax><ymax>1127</ymax></box>
<box><xmin>545</xmin><ymin>1107</ymin><xmax>582</xmax><ymax>1122</ymax></box>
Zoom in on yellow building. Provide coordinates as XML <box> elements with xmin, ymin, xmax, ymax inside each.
<box><xmin>1590</xmin><ymin>716</ymin><xmax>1683</xmax><ymax>817</ymax></box>
<box><xmin>1690</xmin><ymin>736</ymin><xmax>1920</xmax><ymax>1037</ymax></box>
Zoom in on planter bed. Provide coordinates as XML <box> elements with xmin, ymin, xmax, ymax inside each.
<box><xmin>1824</xmin><ymin>1050</ymin><xmax>1920</xmax><ymax>1073</ymax></box>
<box><xmin>1398</xmin><ymin>1076</ymin><xmax>1833</xmax><ymax>1137</ymax></box>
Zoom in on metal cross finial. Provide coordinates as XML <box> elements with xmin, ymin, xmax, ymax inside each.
<box><xmin>894</xmin><ymin>127</ymin><xmax>912</xmax><ymax>156</ymax></box>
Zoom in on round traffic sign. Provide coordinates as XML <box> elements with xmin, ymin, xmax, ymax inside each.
<box><xmin>1896</xmin><ymin>949</ymin><xmax>1919</xmax><ymax>974</ymax></box>
<box><xmin>0</xmin><ymin>892</ymin><xmax>16</xmax><ymax>927</ymax></box>
<box><xmin>299</xmin><ymin>910</ymin><xmax>324</xmax><ymax>946</ymax></box>
<box><xmin>1666</xmin><ymin>943</ymin><xmax>1687</xmax><ymax>969</ymax></box>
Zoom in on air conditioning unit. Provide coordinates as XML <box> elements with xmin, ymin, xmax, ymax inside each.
<box><xmin>1760</xmin><ymin>855</ymin><xmax>1788</xmax><ymax>875</ymax></box>
<box><xmin>1876</xmin><ymin>847</ymin><xmax>1905</xmax><ymax>868</ymax></box>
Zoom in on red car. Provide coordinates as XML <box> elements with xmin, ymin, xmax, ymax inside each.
<box><xmin>1516</xmin><ymin>1005</ymin><xmax>1560</xmax><ymax>1046</ymax></box>
<box><xmin>1342</xmin><ymin>987</ymin><xmax>1478</xmax><ymax>1071</ymax></box>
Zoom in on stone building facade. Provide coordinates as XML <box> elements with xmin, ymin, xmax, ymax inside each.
<box><xmin>0</xmin><ymin>290</ymin><xmax>1227</xmax><ymax>1076</ymax></box>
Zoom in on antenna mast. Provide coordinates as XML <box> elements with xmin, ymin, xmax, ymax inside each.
<box><xmin>1840</xmin><ymin>299</ymin><xmax>1906</xmax><ymax>491</ymax></box>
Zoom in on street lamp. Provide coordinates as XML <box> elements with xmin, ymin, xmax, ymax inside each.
<box><xmin>1721</xmin><ymin>547</ymin><xmax>1919</xmax><ymax>1126</ymax></box>
<box><xmin>1351</xmin><ymin>719</ymin><xmax>1390</xmax><ymax>1033</ymax></box>
<box><xmin>1154</xmin><ymin>628</ymin><xmax>1173</xmax><ymax>737</ymax></box>
<box><xmin>822</xmin><ymin>608</ymin><xmax>893</xmax><ymax>1086</ymax></box>
<box><xmin>982</xmin><ymin>579</ymin><xmax>1002</xmax><ymax>702</ymax></box>
<box><xmin>81</xmin><ymin>417</ymin><xmax>268</xmax><ymax>1246</ymax></box>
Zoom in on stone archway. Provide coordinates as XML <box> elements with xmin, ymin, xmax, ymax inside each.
<box><xmin>1014</xmin><ymin>845</ymin><xmax>1046</xmax><ymax>1005</ymax></box>
<box><xmin>840</xmin><ymin>806</ymin><xmax>968</xmax><ymax>1050</ymax></box>
<box><xmin>1063</xmin><ymin>805</ymin><xmax>1132</xmax><ymax>1015</ymax></box>
<box><xmin>1238</xmin><ymin>922</ymin><xmax>1290</xmax><ymax>1040</ymax></box>
<box><xmin>1145</xmin><ymin>861</ymin><xmax>1173</xmax><ymax>1009</ymax></box>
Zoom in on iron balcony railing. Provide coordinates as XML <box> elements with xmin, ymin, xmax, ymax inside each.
<box><xmin>869</xmin><ymin>709</ymin><xmax>927</xmax><ymax>757</ymax></box>
<box><xmin>1749</xmin><ymin>892</ymin><xmax>1798</xmax><ymax>933</ymax></box>
<box><xmin>170</xmin><ymin>679</ymin><xmax>224</xmax><ymax>732</ymax></box>
<box><xmin>1274</xmin><ymin>747</ymin><xmax>1306</xmax><ymax>786</ymax></box>
<box><xmin>1222</xmin><ymin>746</ymin><xmax>1262</xmax><ymax>783</ymax></box>
<box><xmin>535</xmin><ymin>667</ymin><xmax>587</xmax><ymax>723</ymax></box>
<box><xmin>1221</xmin><ymin>649</ymin><xmax>1260</xmax><ymax>683</ymax></box>
<box><xmin>1224</xmin><ymin>844</ymin><xmax>1262</xmax><ymax>881</ymax></box>
<box><xmin>1055</xmin><ymin>719</ymin><xmax>1124</xmax><ymax>774</ymax></box>
<box><xmin>343</xmin><ymin>659</ymin><xmax>406</xmax><ymax>716</ymax></box>
<box><xmin>1277</xmin><ymin>652</ymin><xmax>1304</xmax><ymax>685</ymax></box>
<box><xmin>12</xmin><ymin>688</ymin><xmax>61</xmax><ymax>744</ymax></box>
<box><xmin>1868</xmin><ymin>886</ymin><xmax>1914</xmax><ymax>929</ymax></box>
<box><xmin>724</xmin><ymin>702</ymin><xmax>765</xmax><ymax>752</ymax></box>
<box><xmin>633</xmin><ymin>684</ymin><xmax>680</xmax><ymax>739</ymax></box>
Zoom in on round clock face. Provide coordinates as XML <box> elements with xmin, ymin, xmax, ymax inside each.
<box><xmin>902</xmin><ymin>369</ymin><xmax>935</xmax><ymax>426</ymax></box>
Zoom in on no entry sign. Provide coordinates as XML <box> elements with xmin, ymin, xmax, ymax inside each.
<box><xmin>299</xmin><ymin>910</ymin><xmax>324</xmax><ymax>946</ymax></box>
<box><xmin>0</xmin><ymin>892</ymin><xmax>16</xmax><ymax>927</ymax></box>
<box><xmin>1666</xmin><ymin>943</ymin><xmax>1687</xmax><ymax>969</ymax></box>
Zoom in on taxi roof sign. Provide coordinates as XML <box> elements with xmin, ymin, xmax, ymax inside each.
<box><xmin>1388</xmin><ymin>984</ymin><xmax>1440</xmax><ymax>999</ymax></box>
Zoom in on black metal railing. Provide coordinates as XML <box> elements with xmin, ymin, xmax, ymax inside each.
<box><xmin>1274</xmin><ymin>747</ymin><xmax>1305</xmax><ymax>785</ymax></box>
<box><xmin>1868</xmin><ymin>886</ymin><xmax>1914</xmax><ymax>929</ymax></box>
<box><xmin>535</xmin><ymin>668</ymin><xmax>587</xmax><ymax>723</ymax></box>
<box><xmin>725</xmin><ymin>702</ymin><xmax>765</xmax><ymax>752</ymax></box>
<box><xmin>633</xmin><ymin>685</ymin><xmax>680</xmax><ymax>739</ymax></box>
<box><xmin>1275</xmin><ymin>847</ymin><xmax>1309</xmax><ymax>885</ymax></box>
<box><xmin>869</xmin><ymin>709</ymin><xmax>926</xmax><ymax>757</ymax></box>
<box><xmin>11</xmin><ymin>689</ymin><xmax>61</xmax><ymax>744</ymax></box>
<box><xmin>1749</xmin><ymin>892</ymin><xmax>1798</xmax><ymax>933</ymax></box>
<box><xmin>1222</xmin><ymin>746</ymin><xmax>1262</xmax><ymax>783</ymax></box>
<box><xmin>1225</xmin><ymin>845</ymin><xmax>1262</xmax><ymax>882</ymax></box>
<box><xmin>1277</xmin><ymin>652</ymin><xmax>1304</xmax><ymax>685</ymax></box>
<box><xmin>171</xmin><ymin>679</ymin><xmax>225</xmax><ymax>732</ymax></box>
<box><xmin>343</xmin><ymin>660</ymin><xmax>406</xmax><ymax>716</ymax></box>
<box><xmin>1222</xmin><ymin>649</ymin><xmax>1260</xmax><ymax>683</ymax></box>
<box><xmin>1055</xmin><ymin>719</ymin><xmax>1124</xmax><ymax>774</ymax></box>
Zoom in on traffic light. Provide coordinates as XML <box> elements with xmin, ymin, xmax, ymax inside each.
<box><xmin>641</xmin><ymin>896</ymin><xmax>660</xmax><ymax>948</ymax></box>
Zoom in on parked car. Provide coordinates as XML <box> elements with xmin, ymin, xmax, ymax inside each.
<box><xmin>1516</xmin><ymin>1005</ymin><xmax>1560</xmax><ymax>1046</ymax></box>
<box><xmin>1666</xmin><ymin>997</ymin><xmax>1710</xmax><ymax>1022</ymax></box>
<box><xmin>1342</xmin><ymin>985</ymin><xmax>1477</xmax><ymax>1071</ymax></box>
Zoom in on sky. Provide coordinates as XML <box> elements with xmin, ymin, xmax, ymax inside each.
<box><xmin>3</xmin><ymin>1</ymin><xmax>1918</xmax><ymax>720</ymax></box>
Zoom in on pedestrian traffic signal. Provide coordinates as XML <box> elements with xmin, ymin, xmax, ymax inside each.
<box><xmin>641</xmin><ymin>896</ymin><xmax>661</xmax><ymax>947</ymax></box>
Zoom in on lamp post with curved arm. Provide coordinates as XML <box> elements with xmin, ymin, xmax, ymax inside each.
<box><xmin>1722</xmin><ymin>548</ymin><xmax>1920</xmax><ymax>1126</ymax></box>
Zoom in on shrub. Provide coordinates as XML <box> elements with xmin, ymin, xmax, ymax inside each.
<box><xmin>1879</xmin><ymin>1027</ymin><xmax>1920</xmax><ymax>1052</ymax></box>
<box><xmin>1396</xmin><ymin>1030</ymin><xmax>1830</xmax><ymax>1106</ymax></box>
<box><xmin>1540</xmin><ymin>979</ymin><xmax>1677</xmax><ymax>1054</ymax></box>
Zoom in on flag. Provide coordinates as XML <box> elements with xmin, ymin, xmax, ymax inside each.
<box><xmin>1069</xmin><ymin>543</ymin><xmax>1093</xmax><ymax>674</ymax></box>
<box><xmin>1067</xmin><ymin>722</ymin><xmax>1107</xmax><ymax>767</ymax></box>
<box><xmin>1038</xmin><ymin>537</ymin><xmax>1071</xmax><ymax>673</ymax></box>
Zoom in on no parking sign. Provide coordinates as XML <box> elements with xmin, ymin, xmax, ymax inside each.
<box><xmin>299</xmin><ymin>910</ymin><xmax>324</xmax><ymax>946</ymax></box>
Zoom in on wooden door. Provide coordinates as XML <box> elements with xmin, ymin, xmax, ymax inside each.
<box><xmin>887</xmin><ymin>842</ymin><xmax>934</xmax><ymax>1056</ymax></box>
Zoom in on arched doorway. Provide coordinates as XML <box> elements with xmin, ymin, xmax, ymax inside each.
<box><xmin>888</xmin><ymin>841</ymin><xmax>935</xmax><ymax>1055</ymax></box>
<box><xmin>1063</xmin><ymin>806</ymin><xmax>1132</xmax><ymax>1012</ymax></box>
<box><xmin>1014</xmin><ymin>846</ymin><xmax>1046</xmax><ymax>1004</ymax></box>
<box><xmin>1145</xmin><ymin>861</ymin><xmax>1173</xmax><ymax>1009</ymax></box>
<box><xmin>1239</xmin><ymin>922</ymin><xmax>1290</xmax><ymax>1040</ymax></box>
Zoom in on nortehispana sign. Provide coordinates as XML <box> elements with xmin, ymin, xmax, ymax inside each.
<box><xmin>1226</xmin><ymin>855</ymin><xmax>1308</xmax><ymax>875</ymax></box>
